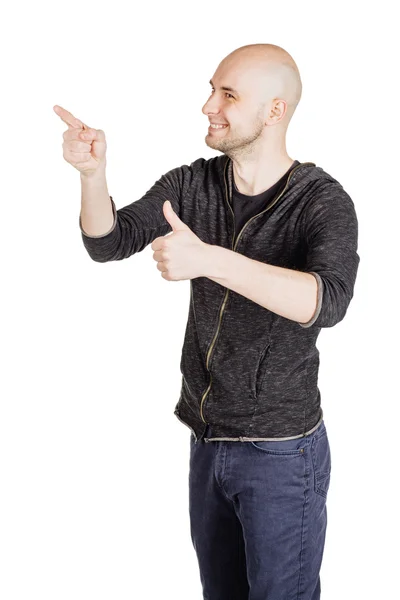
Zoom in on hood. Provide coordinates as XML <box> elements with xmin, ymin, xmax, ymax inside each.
<box><xmin>216</xmin><ymin>155</ymin><xmax>341</xmax><ymax>202</ymax></box>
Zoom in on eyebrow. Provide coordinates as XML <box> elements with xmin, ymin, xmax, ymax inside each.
<box><xmin>209</xmin><ymin>79</ymin><xmax>239</xmax><ymax>96</ymax></box>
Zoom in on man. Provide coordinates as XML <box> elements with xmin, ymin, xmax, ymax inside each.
<box><xmin>55</xmin><ymin>43</ymin><xmax>360</xmax><ymax>600</ymax></box>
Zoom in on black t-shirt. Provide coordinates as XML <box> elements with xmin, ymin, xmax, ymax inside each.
<box><xmin>232</xmin><ymin>160</ymin><xmax>300</xmax><ymax>237</ymax></box>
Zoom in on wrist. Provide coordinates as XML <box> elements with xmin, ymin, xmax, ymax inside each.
<box><xmin>201</xmin><ymin>244</ymin><xmax>222</xmax><ymax>279</ymax></box>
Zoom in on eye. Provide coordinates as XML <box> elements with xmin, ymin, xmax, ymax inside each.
<box><xmin>210</xmin><ymin>88</ymin><xmax>235</xmax><ymax>99</ymax></box>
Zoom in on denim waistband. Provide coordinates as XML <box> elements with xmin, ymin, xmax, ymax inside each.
<box><xmin>201</xmin><ymin>414</ymin><xmax>325</xmax><ymax>444</ymax></box>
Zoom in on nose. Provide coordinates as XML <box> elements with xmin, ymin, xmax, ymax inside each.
<box><xmin>202</xmin><ymin>94</ymin><xmax>222</xmax><ymax>117</ymax></box>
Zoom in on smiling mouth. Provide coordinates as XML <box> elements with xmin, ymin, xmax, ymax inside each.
<box><xmin>209</xmin><ymin>124</ymin><xmax>229</xmax><ymax>131</ymax></box>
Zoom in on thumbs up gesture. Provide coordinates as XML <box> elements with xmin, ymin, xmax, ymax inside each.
<box><xmin>151</xmin><ymin>201</ymin><xmax>211</xmax><ymax>281</ymax></box>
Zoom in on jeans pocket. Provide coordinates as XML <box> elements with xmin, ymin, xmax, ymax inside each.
<box><xmin>250</xmin><ymin>437</ymin><xmax>306</xmax><ymax>455</ymax></box>
<box><xmin>311</xmin><ymin>429</ymin><xmax>331</xmax><ymax>498</ymax></box>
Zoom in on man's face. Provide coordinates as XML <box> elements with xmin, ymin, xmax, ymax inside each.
<box><xmin>201</xmin><ymin>64</ymin><xmax>267</xmax><ymax>156</ymax></box>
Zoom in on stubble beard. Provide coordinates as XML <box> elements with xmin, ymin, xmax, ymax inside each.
<box><xmin>205</xmin><ymin>120</ymin><xmax>265</xmax><ymax>160</ymax></box>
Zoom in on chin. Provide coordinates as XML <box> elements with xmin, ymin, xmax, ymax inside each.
<box><xmin>205</xmin><ymin>136</ymin><xmax>221</xmax><ymax>148</ymax></box>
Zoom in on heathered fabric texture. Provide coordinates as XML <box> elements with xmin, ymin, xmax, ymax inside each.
<box><xmin>232</xmin><ymin>160</ymin><xmax>300</xmax><ymax>235</ymax></box>
<box><xmin>79</xmin><ymin>155</ymin><xmax>360</xmax><ymax>442</ymax></box>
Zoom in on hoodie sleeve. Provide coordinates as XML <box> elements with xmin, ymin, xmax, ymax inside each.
<box><xmin>79</xmin><ymin>162</ymin><xmax>196</xmax><ymax>262</ymax></box>
<box><xmin>297</xmin><ymin>183</ymin><xmax>360</xmax><ymax>328</ymax></box>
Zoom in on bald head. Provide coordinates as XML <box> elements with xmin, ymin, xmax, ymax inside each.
<box><xmin>203</xmin><ymin>43</ymin><xmax>302</xmax><ymax>158</ymax></box>
<box><xmin>220</xmin><ymin>43</ymin><xmax>302</xmax><ymax>127</ymax></box>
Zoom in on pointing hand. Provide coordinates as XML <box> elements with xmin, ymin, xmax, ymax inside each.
<box><xmin>53</xmin><ymin>104</ymin><xmax>107</xmax><ymax>177</ymax></box>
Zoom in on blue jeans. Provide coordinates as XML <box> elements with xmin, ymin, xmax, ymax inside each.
<box><xmin>189</xmin><ymin>419</ymin><xmax>331</xmax><ymax>600</ymax></box>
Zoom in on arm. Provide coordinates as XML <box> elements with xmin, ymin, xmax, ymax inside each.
<box><xmin>79</xmin><ymin>162</ymin><xmax>197</xmax><ymax>263</ymax></box>
<box><xmin>203</xmin><ymin>183</ymin><xmax>360</xmax><ymax>329</ymax></box>
<box><xmin>80</xmin><ymin>169</ymin><xmax>115</xmax><ymax>238</ymax></box>
<box><xmin>203</xmin><ymin>248</ymin><xmax>320</xmax><ymax>325</ymax></box>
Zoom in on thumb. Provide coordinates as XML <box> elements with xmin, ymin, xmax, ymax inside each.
<box><xmin>163</xmin><ymin>200</ymin><xmax>189</xmax><ymax>232</ymax></box>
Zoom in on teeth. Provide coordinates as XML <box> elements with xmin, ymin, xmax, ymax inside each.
<box><xmin>210</xmin><ymin>124</ymin><xmax>228</xmax><ymax>129</ymax></box>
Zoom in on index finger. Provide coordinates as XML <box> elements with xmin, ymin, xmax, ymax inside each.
<box><xmin>53</xmin><ymin>105</ymin><xmax>87</xmax><ymax>130</ymax></box>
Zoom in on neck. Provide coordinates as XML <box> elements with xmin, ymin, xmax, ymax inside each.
<box><xmin>230</xmin><ymin>141</ymin><xmax>295</xmax><ymax>196</ymax></box>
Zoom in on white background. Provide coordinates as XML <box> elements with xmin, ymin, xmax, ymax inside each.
<box><xmin>1</xmin><ymin>1</ymin><xmax>399</xmax><ymax>598</ymax></box>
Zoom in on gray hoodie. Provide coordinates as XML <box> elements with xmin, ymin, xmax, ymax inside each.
<box><xmin>80</xmin><ymin>155</ymin><xmax>360</xmax><ymax>442</ymax></box>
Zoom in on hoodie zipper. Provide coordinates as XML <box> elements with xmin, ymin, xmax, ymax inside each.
<box><xmin>198</xmin><ymin>159</ymin><xmax>315</xmax><ymax>423</ymax></box>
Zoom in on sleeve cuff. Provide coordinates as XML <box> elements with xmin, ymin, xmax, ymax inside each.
<box><xmin>298</xmin><ymin>271</ymin><xmax>323</xmax><ymax>328</ymax></box>
<box><xmin>79</xmin><ymin>196</ymin><xmax>117</xmax><ymax>238</ymax></box>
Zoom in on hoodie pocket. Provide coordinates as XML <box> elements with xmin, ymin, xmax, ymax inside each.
<box><xmin>255</xmin><ymin>343</ymin><xmax>271</xmax><ymax>396</ymax></box>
